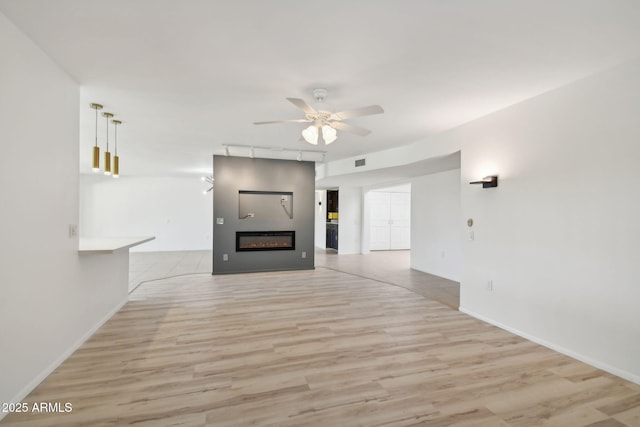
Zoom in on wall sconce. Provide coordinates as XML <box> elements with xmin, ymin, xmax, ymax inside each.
<box><xmin>470</xmin><ymin>175</ymin><xmax>498</xmax><ymax>188</ymax></box>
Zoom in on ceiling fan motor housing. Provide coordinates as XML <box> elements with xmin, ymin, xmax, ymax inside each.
<box><xmin>311</xmin><ymin>88</ymin><xmax>331</xmax><ymax>118</ymax></box>
<box><xmin>313</xmin><ymin>88</ymin><xmax>328</xmax><ymax>101</ymax></box>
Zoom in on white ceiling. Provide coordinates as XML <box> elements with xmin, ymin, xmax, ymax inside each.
<box><xmin>2</xmin><ymin>1</ymin><xmax>640</xmax><ymax>179</ymax></box>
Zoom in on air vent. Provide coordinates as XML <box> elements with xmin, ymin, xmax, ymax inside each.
<box><xmin>355</xmin><ymin>158</ymin><xmax>366</xmax><ymax>167</ymax></box>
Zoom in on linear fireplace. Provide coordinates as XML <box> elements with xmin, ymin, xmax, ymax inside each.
<box><xmin>236</xmin><ymin>231</ymin><xmax>295</xmax><ymax>252</ymax></box>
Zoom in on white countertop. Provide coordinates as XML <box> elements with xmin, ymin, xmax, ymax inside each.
<box><xmin>78</xmin><ymin>236</ymin><xmax>155</xmax><ymax>254</ymax></box>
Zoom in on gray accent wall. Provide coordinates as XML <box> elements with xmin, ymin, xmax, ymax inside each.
<box><xmin>212</xmin><ymin>155</ymin><xmax>315</xmax><ymax>274</ymax></box>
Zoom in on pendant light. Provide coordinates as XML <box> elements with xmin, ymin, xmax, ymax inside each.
<box><xmin>112</xmin><ymin>119</ymin><xmax>121</xmax><ymax>178</ymax></box>
<box><xmin>90</xmin><ymin>103</ymin><xmax>103</xmax><ymax>171</ymax></box>
<box><xmin>102</xmin><ymin>112</ymin><xmax>114</xmax><ymax>175</ymax></box>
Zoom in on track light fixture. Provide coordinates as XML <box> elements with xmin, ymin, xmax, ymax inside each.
<box><xmin>220</xmin><ymin>144</ymin><xmax>326</xmax><ymax>162</ymax></box>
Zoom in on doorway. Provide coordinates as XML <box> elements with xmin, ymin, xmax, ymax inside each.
<box><xmin>368</xmin><ymin>184</ymin><xmax>411</xmax><ymax>251</ymax></box>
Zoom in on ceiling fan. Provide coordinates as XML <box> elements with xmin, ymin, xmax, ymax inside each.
<box><xmin>253</xmin><ymin>88</ymin><xmax>384</xmax><ymax>145</ymax></box>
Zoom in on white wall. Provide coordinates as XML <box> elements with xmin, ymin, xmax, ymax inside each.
<box><xmin>314</xmin><ymin>190</ymin><xmax>327</xmax><ymax>248</ymax></box>
<box><xmin>0</xmin><ymin>12</ymin><xmax>129</xmax><ymax>412</ymax></box>
<box><xmin>320</xmin><ymin>60</ymin><xmax>640</xmax><ymax>383</ymax></box>
<box><xmin>80</xmin><ymin>175</ymin><xmax>213</xmax><ymax>251</ymax></box>
<box><xmin>411</xmin><ymin>169</ymin><xmax>461</xmax><ymax>281</ymax></box>
<box><xmin>337</xmin><ymin>186</ymin><xmax>363</xmax><ymax>254</ymax></box>
<box><xmin>456</xmin><ymin>61</ymin><xmax>640</xmax><ymax>383</ymax></box>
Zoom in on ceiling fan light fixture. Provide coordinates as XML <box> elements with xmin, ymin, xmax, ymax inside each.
<box><xmin>322</xmin><ymin>125</ymin><xmax>337</xmax><ymax>144</ymax></box>
<box><xmin>302</xmin><ymin>125</ymin><xmax>318</xmax><ymax>145</ymax></box>
<box><xmin>255</xmin><ymin>88</ymin><xmax>383</xmax><ymax>146</ymax></box>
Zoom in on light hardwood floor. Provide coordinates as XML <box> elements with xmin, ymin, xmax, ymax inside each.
<box><xmin>128</xmin><ymin>249</ymin><xmax>460</xmax><ymax>309</ymax></box>
<box><xmin>2</xmin><ymin>259</ymin><xmax>639</xmax><ymax>426</ymax></box>
<box><xmin>128</xmin><ymin>250</ymin><xmax>212</xmax><ymax>293</ymax></box>
<box><xmin>316</xmin><ymin>249</ymin><xmax>460</xmax><ymax>309</ymax></box>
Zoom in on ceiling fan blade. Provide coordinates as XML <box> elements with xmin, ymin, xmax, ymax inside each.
<box><xmin>253</xmin><ymin>119</ymin><xmax>311</xmax><ymax>125</ymax></box>
<box><xmin>331</xmin><ymin>105</ymin><xmax>384</xmax><ymax>120</ymax></box>
<box><xmin>330</xmin><ymin>121</ymin><xmax>371</xmax><ymax>136</ymax></box>
<box><xmin>286</xmin><ymin>98</ymin><xmax>317</xmax><ymax>115</ymax></box>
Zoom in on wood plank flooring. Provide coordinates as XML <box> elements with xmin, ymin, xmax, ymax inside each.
<box><xmin>315</xmin><ymin>249</ymin><xmax>460</xmax><ymax>309</ymax></box>
<box><xmin>2</xmin><ymin>268</ymin><xmax>639</xmax><ymax>426</ymax></box>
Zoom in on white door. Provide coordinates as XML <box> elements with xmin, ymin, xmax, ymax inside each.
<box><xmin>369</xmin><ymin>191</ymin><xmax>411</xmax><ymax>250</ymax></box>
<box><xmin>369</xmin><ymin>192</ymin><xmax>391</xmax><ymax>250</ymax></box>
<box><xmin>389</xmin><ymin>192</ymin><xmax>411</xmax><ymax>249</ymax></box>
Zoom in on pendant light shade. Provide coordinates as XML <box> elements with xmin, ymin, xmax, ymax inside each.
<box><xmin>92</xmin><ymin>146</ymin><xmax>100</xmax><ymax>171</ymax></box>
<box><xmin>321</xmin><ymin>125</ymin><xmax>337</xmax><ymax>144</ymax></box>
<box><xmin>90</xmin><ymin>103</ymin><xmax>103</xmax><ymax>171</ymax></box>
<box><xmin>112</xmin><ymin>119</ymin><xmax>121</xmax><ymax>178</ymax></box>
<box><xmin>302</xmin><ymin>122</ymin><xmax>337</xmax><ymax>145</ymax></box>
<box><xmin>302</xmin><ymin>125</ymin><xmax>319</xmax><ymax>145</ymax></box>
<box><xmin>104</xmin><ymin>150</ymin><xmax>111</xmax><ymax>175</ymax></box>
<box><xmin>113</xmin><ymin>155</ymin><xmax>119</xmax><ymax>178</ymax></box>
<box><xmin>103</xmin><ymin>112</ymin><xmax>113</xmax><ymax>175</ymax></box>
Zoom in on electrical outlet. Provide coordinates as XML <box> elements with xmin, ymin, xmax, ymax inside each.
<box><xmin>68</xmin><ymin>224</ymin><xmax>77</xmax><ymax>238</ymax></box>
<box><xmin>247</xmin><ymin>213</ymin><xmax>254</xmax><ymax>218</ymax></box>
<box><xmin>487</xmin><ymin>280</ymin><xmax>493</xmax><ymax>291</ymax></box>
<box><xmin>301</xmin><ymin>251</ymin><xmax>306</xmax><ymax>259</ymax></box>
<box><xmin>216</xmin><ymin>218</ymin><xmax>224</xmax><ymax>225</ymax></box>
<box><xmin>223</xmin><ymin>254</ymin><xmax>228</xmax><ymax>261</ymax></box>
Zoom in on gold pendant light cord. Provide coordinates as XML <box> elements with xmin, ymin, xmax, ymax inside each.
<box><xmin>105</xmin><ymin>115</ymin><xmax>109</xmax><ymax>151</ymax></box>
<box><xmin>95</xmin><ymin>106</ymin><xmax>98</xmax><ymax>147</ymax></box>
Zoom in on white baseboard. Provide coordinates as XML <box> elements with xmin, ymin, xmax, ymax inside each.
<box><xmin>459</xmin><ymin>305</ymin><xmax>640</xmax><ymax>386</ymax></box>
<box><xmin>1</xmin><ymin>297</ymin><xmax>128</xmax><ymax>420</ymax></box>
